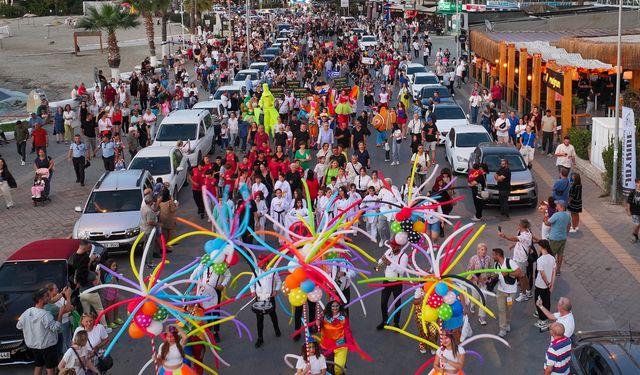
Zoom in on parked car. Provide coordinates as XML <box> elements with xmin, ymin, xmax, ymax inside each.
<box><xmin>232</xmin><ymin>69</ymin><xmax>262</xmax><ymax>90</ymax></box>
<box><xmin>571</xmin><ymin>330</ymin><xmax>640</xmax><ymax>375</ymax></box>
<box><xmin>73</xmin><ymin>169</ymin><xmax>154</xmax><ymax>252</ymax></box>
<box><xmin>403</xmin><ymin>63</ymin><xmax>429</xmax><ymax>82</ymax></box>
<box><xmin>445</xmin><ymin>125</ymin><xmax>492</xmax><ymax>174</ymax></box>
<box><xmin>249</xmin><ymin>62</ymin><xmax>269</xmax><ymax>74</ymax></box>
<box><xmin>128</xmin><ymin>146</ymin><xmax>188</xmax><ymax>200</ymax></box>
<box><xmin>419</xmin><ymin>85</ymin><xmax>453</xmax><ymax>104</ymax></box>
<box><xmin>467</xmin><ymin>143</ymin><xmax>538</xmax><ymax>207</ymax></box>
<box><xmin>430</xmin><ymin>102</ymin><xmax>469</xmax><ymax>143</ymax></box>
<box><xmin>410</xmin><ymin>72</ymin><xmax>440</xmax><ymax>98</ymax></box>
<box><xmin>264</xmin><ymin>47</ymin><xmax>281</xmax><ymax>56</ymax></box>
<box><xmin>260</xmin><ymin>53</ymin><xmax>277</xmax><ymax>62</ymax></box>
<box><xmin>0</xmin><ymin>239</ymin><xmax>107</xmax><ymax>365</ymax></box>
<box><xmin>152</xmin><ymin>109</ymin><xmax>214</xmax><ymax>165</ymax></box>
<box><xmin>358</xmin><ymin>35</ymin><xmax>378</xmax><ymax>50</ymax></box>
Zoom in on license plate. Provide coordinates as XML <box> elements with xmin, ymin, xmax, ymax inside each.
<box><xmin>0</xmin><ymin>352</ymin><xmax>9</xmax><ymax>359</ymax></box>
<box><xmin>103</xmin><ymin>242</ymin><xmax>119</xmax><ymax>248</ymax></box>
<box><xmin>508</xmin><ymin>196</ymin><xmax>520</xmax><ymax>201</ymax></box>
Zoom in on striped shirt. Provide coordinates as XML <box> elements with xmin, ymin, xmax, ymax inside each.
<box><xmin>545</xmin><ymin>336</ymin><xmax>572</xmax><ymax>375</ymax></box>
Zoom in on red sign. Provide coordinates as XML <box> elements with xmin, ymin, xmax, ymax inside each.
<box><xmin>464</xmin><ymin>4</ymin><xmax>486</xmax><ymax>12</ymax></box>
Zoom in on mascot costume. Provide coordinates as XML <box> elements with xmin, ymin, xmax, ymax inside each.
<box><xmin>258</xmin><ymin>83</ymin><xmax>279</xmax><ymax>136</ymax></box>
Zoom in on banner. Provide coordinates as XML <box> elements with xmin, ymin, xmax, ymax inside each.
<box><xmin>361</xmin><ymin>57</ymin><xmax>374</xmax><ymax>65</ymax></box>
<box><xmin>621</xmin><ymin>106</ymin><xmax>636</xmax><ymax>193</ymax></box>
<box><xmin>341</xmin><ymin>0</ymin><xmax>348</xmax><ymax>7</ymax></box>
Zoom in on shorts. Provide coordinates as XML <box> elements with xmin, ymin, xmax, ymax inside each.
<box><xmin>424</xmin><ymin>141</ymin><xmax>437</xmax><ymax>151</ymax></box>
<box><xmin>516</xmin><ymin>260</ymin><xmax>528</xmax><ymax>273</ymax></box>
<box><xmin>428</xmin><ymin>222</ymin><xmax>440</xmax><ymax>233</ymax></box>
<box><xmin>632</xmin><ymin>215</ymin><xmax>640</xmax><ymax>225</ymax></box>
<box><xmin>549</xmin><ymin>239</ymin><xmax>566</xmax><ymax>257</ymax></box>
<box><xmin>31</xmin><ymin>345</ymin><xmax>58</xmax><ymax>369</ymax></box>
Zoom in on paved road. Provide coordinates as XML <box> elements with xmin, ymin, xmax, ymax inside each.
<box><xmin>2</xmin><ymin>36</ymin><xmax>638</xmax><ymax>374</ymax></box>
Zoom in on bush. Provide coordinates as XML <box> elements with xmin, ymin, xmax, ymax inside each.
<box><xmin>602</xmin><ymin>140</ymin><xmax>622</xmax><ymax>196</ymax></box>
<box><xmin>568</xmin><ymin>127</ymin><xmax>591</xmax><ymax>160</ymax></box>
<box><xmin>0</xmin><ymin>4</ymin><xmax>27</xmax><ymax>18</ymax></box>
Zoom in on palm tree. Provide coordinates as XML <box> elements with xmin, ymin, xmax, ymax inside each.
<box><xmin>183</xmin><ymin>0</ymin><xmax>214</xmax><ymax>33</ymax></box>
<box><xmin>77</xmin><ymin>4</ymin><xmax>140</xmax><ymax>79</ymax></box>
<box><xmin>131</xmin><ymin>0</ymin><xmax>164</xmax><ymax>67</ymax></box>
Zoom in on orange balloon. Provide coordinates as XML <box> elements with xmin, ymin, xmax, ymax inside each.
<box><xmin>284</xmin><ymin>274</ymin><xmax>301</xmax><ymax>290</ymax></box>
<box><xmin>291</xmin><ymin>268</ymin><xmax>307</xmax><ymax>283</ymax></box>
<box><xmin>129</xmin><ymin>321</ymin><xmax>146</xmax><ymax>339</ymax></box>
<box><xmin>423</xmin><ymin>281</ymin><xmax>436</xmax><ymax>293</ymax></box>
<box><xmin>141</xmin><ymin>301</ymin><xmax>158</xmax><ymax>316</ymax></box>
<box><xmin>413</xmin><ymin>221</ymin><xmax>426</xmax><ymax>233</ymax></box>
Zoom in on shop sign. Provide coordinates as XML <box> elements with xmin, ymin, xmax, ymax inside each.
<box><xmin>543</xmin><ymin>68</ymin><xmax>563</xmax><ymax>95</ymax></box>
<box><xmin>464</xmin><ymin>4</ymin><xmax>486</xmax><ymax>12</ymax></box>
<box><xmin>341</xmin><ymin>0</ymin><xmax>349</xmax><ymax>8</ymax></box>
<box><xmin>437</xmin><ymin>0</ymin><xmax>462</xmax><ymax>14</ymax></box>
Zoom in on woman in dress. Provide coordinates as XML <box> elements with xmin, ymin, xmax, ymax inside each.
<box><xmin>466</xmin><ymin>243</ymin><xmax>492</xmax><ymax>325</ymax></box>
<box><xmin>53</xmin><ymin>107</ymin><xmax>65</xmax><ymax>144</ymax></box>
<box><xmin>34</xmin><ymin>149</ymin><xmax>54</xmax><ymax>197</ymax></box>
<box><xmin>431</xmin><ymin>330</ymin><xmax>466</xmax><ymax>375</ymax></box>
<box><xmin>568</xmin><ymin>173</ymin><xmax>583</xmax><ymax>232</ymax></box>
<box><xmin>155</xmin><ymin>325</ymin><xmax>196</xmax><ymax>375</ymax></box>
<box><xmin>0</xmin><ymin>158</ymin><xmax>16</xmax><ymax>208</ymax></box>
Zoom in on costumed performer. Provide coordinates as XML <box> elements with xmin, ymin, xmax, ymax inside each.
<box><xmin>155</xmin><ymin>325</ymin><xmax>196</xmax><ymax>375</ymax></box>
<box><xmin>318</xmin><ymin>301</ymin><xmax>369</xmax><ymax>375</ymax></box>
<box><xmin>334</xmin><ymin>89</ymin><xmax>354</xmax><ymax>126</ymax></box>
<box><xmin>258</xmin><ymin>83</ymin><xmax>279</xmax><ymax>137</ymax></box>
<box><xmin>430</xmin><ymin>330</ymin><xmax>465</xmax><ymax>375</ymax></box>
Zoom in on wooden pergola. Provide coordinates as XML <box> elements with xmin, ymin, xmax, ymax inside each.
<box><xmin>73</xmin><ymin>31</ymin><xmax>103</xmax><ymax>55</ymax></box>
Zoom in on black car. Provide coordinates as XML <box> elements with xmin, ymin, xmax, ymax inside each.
<box><xmin>571</xmin><ymin>331</ymin><xmax>640</xmax><ymax>374</ymax></box>
<box><xmin>0</xmin><ymin>239</ymin><xmax>106</xmax><ymax>365</ymax></box>
<box><xmin>419</xmin><ymin>85</ymin><xmax>453</xmax><ymax>105</ymax></box>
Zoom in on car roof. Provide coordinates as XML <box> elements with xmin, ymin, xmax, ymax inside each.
<box><xmin>192</xmin><ymin>101</ymin><xmax>216</xmax><ymax>109</ymax></box>
<box><xmin>477</xmin><ymin>142</ymin><xmax>520</xmax><ymax>154</ymax></box>
<box><xmin>414</xmin><ymin>72</ymin><xmax>437</xmax><ymax>77</ymax></box>
<box><xmin>362</xmin><ymin>34</ymin><xmax>376</xmax><ymax>38</ymax></box>
<box><xmin>434</xmin><ymin>102</ymin><xmax>463</xmax><ymax>109</ymax></box>
<box><xmin>251</xmin><ymin>62</ymin><xmax>268</xmax><ymax>66</ymax></box>
<box><xmin>574</xmin><ymin>331</ymin><xmax>640</xmax><ymax>373</ymax></box>
<box><xmin>407</xmin><ymin>63</ymin><xmax>426</xmax><ymax>68</ymax></box>
<box><xmin>132</xmin><ymin>146</ymin><xmax>177</xmax><ymax>158</ymax></box>
<box><xmin>160</xmin><ymin>109</ymin><xmax>208</xmax><ymax>124</ymax></box>
<box><xmin>93</xmin><ymin>169</ymin><xmax>149</xmax><ymax>191</ymax></box>
<box><xmin>450</xmin><ymin>125</ymin><xmax>488</xmax><ymax>134</ymax></box>
<box><xmin>216</xmin><ymin>85</ymin><xmax>241</xmax><ymax>92</ymax></box>
<box><xmin>236</xmin><ymin>69</ymin><xmax>260</xmax><ymax>74</ymax></box>
<box><xmin>8</xmin><ymin>239</ymin><xmax>80</xmax><ymax>261</ymax></box>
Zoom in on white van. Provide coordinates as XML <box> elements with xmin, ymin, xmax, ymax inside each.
<box><xmin>151</xmin><ymin>109</ymin><xmax>214</xmax><ymax>165</ymax></box>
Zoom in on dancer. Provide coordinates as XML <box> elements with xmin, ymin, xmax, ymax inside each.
<box><xmin>155</xmin><ymin>325</ymin><xmax>196</xmax><ymax>375</ymax></box>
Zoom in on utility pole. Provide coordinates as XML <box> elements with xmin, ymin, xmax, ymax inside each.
<box><xmin>612</xmin><ymin>0</ymin><xmax>623</xmax><ymax>202</ymax></box>
<box><xmin>246</xmin><ymin>0</ymin><xmax>251</xmax><ymax>68</ymax></box>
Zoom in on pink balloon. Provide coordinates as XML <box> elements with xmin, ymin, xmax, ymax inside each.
<box><xmin>135</xmin><ymin>314</ymin><xmax>152</xmax><ymax>328</ymax></box>
<box><xmin>394</xmin><ymin>231</ymin><xmax>408</xmax><ymax>245</ymax></box>
<box><xmin>443</xmin><ymin>291</ymin><xmax>457</xmax><ymax>305</ymax></box>
<box><xmin>308</xmin><ymin>287</ymin><xmax>323</xmax><ymax>303</ymax></box>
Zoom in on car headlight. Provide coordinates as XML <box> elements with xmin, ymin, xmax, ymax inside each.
<box><xmin>77</xmin><ymin>230</ymin><xmax>90</xmax><ymax>240</ymax></box>
<box><xmin>126</xmin><ymin>227</ymin><xmax>141</xmax><ymax>237</ymax></box>
<box><xmin>456</xmin><ymin>155</ymin><xmax>468</xmax><ymax>163</ymax></box>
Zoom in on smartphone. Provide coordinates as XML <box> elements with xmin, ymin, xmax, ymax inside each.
<box><xmin>498</xmin><ymin>225</ymin><xmax>502</xmax><ymax>233</ymax></box>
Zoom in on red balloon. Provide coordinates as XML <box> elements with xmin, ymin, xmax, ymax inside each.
<box><xmin>127</xmin><ymin>298</ymin><xmax>144</xmax><ymax>314</ymax></box>
<box><xmin>226</xmin><ymin>251</ymin><xmax>240</xmax><ymax>266</ymax></box>
<box><xmin>395</xmin><ymin>207</ymin><xmax>412</xmax><ymax>221</ymax></box>
<box><xmin>289</xmin><ymin>221</ymin><xmax>312</xmax><ymax>237</ymax></box>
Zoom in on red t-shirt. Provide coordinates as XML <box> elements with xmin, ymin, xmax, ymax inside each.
<box><xmin>225</xmin><ymin>153</ymin><xmax>237</xmax><ymax>173</ymax></box>
<box><xmin>254</xmin><ymin>132</ymin><xmax>269</xmax><ymax>148</ymax></box>
<box><xmin>203</xmin><ymin>176</ymin><xmax>217</xmax><ymax>196</ymax></box>
<box><xmin>32</xmin><ymin>128</ymin><xmax>48</xmax><ymax>147</ymax></box>
<box><xmin>191</xmin><ymin>168</ymin><xmax>204</xmax><ymax>191</ymax></box>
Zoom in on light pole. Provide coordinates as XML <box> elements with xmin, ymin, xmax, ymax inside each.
<box><xmin>612</xmin><ymin>0</ymin><xmax>623</xmax><ymax>202</ymax></box>
<box><xmin>455</xmin><ymin>0</ymin><xmax>460</xmax><ymax>59</ymax></box>
<box><xmin>180</xmin><ymin>1</ymin><xmax>185</xmax><ymax>50</ymax></box>
<box><xmin>246</xmin><ymin>0</ymin><xmax>251</xmax><ymax>68</ymax></box>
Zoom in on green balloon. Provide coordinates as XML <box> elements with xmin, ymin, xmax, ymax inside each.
<box><xmin>213</xmin><ymin>262</ymin><xmax>228</xmax><ymax>275</ymax></box>
<box><xmin>201</xmin><ymin>254</ymin><xmax>211</xmax><ymax>264</ymax></box>
<box><xmin>153</xmin><ymin>307</ymin><xmax>168</xmax><ymax>321</ymax></box>
<box><xmin>390</xmin><ymin>221</ymin><xmax>402</xmax><ymax>234</ymax></box>
<box><xmin>438</xmin><ymin>304</ymin><xmax>453</xmax><ymax>320</ymax></box>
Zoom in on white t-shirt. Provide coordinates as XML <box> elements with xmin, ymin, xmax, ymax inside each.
<box><xmin>535</xmin><ymin>254</ymin><xmax>556</xmax><ymax>289</ymax></box>
<box><xmin>295</xmin><ymin>355</ymin><xmax>327</xmax><ymax>375</ymax></box>
<box><xmin>497</xmin><ymin>259</ymin><xmax>519</xmax><ymax>294</ymax></box>
<box><xmin>74</xmin><ymin>324</ymin><xmax>108</xmax><ymax>353</ymax></box>
<box><xmin>436</xmin><ymin>345</ymin><xmax>466</xmax><ymax>371</ymax></box>
<box><xmin>495</xmin><ymin>117</ymin><xmax>510</xmax><ymax>137</ymax></box>
<box><xmin>513</xmin><ymin>231</ymin><xmax>532</xmax><ymax>263</ymax></box>
<box><xmin>555</xmin><ymin>312</ymin><xmax>575</xmax><ymax>338</ymax></box>
<box><xmin>555</xmin><ymin>144</ymin><xmax>576</xmax><ymax>169</ymax></box>
<box><xmin>61</xmin><ymin>346</ymin><xmax>89</xmax><ymax>375</ymax></box>
<box><xmin>411</xmin><ymin>152</ymin><xmax>429</xmax><ymax>174</ymax></box>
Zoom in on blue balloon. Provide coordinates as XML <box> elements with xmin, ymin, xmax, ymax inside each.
<box><xmin>435</xmin><ymin>282</ymin><xmax>449</xmax><ymax>297</ymax></box>
<box><xmin>453</xmin><ymin>289</ymin><xmax>460</xmax><ymax>296</ymax></box>
<box><xmin>204</xmin><ymin>238</ymin><xmax>226</xmax><ymax>254</ymax></box>
<box><xmin>300</xmin><ymin>279</ymin><xmax>316</xmax><ymax>293</ymax></box>
<box><xmin>411</xmin><ymin>212</ymin><xmax>421</xmax><ymax>221</ymax></box>
<box><xmin>451</xmin><ymin>301</ymin><xmax>464</xmax><ymax>317</ymax></box>
<box><xmin>442</xmin><ymin>314</ymin><xmax>464</xmax><ymax>330</ymax></box>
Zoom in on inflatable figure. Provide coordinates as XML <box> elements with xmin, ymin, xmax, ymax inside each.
<box><xmin>258</xmin><ymin>83</ymin><xmax>279</xmax><ymax>136</ymax></box>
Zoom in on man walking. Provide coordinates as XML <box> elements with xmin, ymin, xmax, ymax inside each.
<box><xmin>554</xmin><ymin>136</ymin><xmax>576</xmax><ymax>174</ymax></box>
<box><xmin>543</xmin><ymin>323</ymin><xmax>572</xmax><ymax>375</ymax></box>
<box><xmin>541</xmin><ymin>109</ymin><xmax>557</xmax><ymax>156</ymax></box>
<box><xmin>250</xmin><ymin>254</ymin><xmax>282</xmax><ymax>348</ymax></box>
<box><xmin>14</xmin><ymin>120</ymin><xmax>29</xmax><ymax>166</ymax></box>
<box><xmin>491</xmin><ymin>247</ymin><xmax>522</xmax><ymax>338</ymax></box>
<box><xmin>67</xmin><ymin>135</ymin><xmax>89</xmax><ymax>186</ymax></box>
<box><xmin>17</xmin><ymin>288</ymin><xmax>73</xmax><ymax>375</ymax></box>
<box><xmin>376</xmin><ymin>241</ymin><xmax>408</xmax><ymax>330</ymax></box>
<box><xmin>544</xmin><ymin>200</ymin><xmax>571</xmax><ymax>275</ymax></box>
<box><xmin>495</xmin><ymin>158</ymin><xmax>511</xmax><ymax>218</ymax></box>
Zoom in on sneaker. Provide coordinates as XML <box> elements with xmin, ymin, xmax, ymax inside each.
<box><xmin>569</xmin><ymin>227</ymin><xmax>577</xmax><ymax>233</ymax></box>
<box><xmin>478</xmin><ymin>317</ymin><xmax>487</xmax><ymax>326</ymax></box>
<box><xmin>21</xmin><ymin>161</ymin><xmax>25</xmax><ymax>166</ymax></box>
<box><xmin>108</xmin><ymin>322</ymin><xmax>118</xmax><ymax>329</ymax></box>
<box><xmin>431</xmin><ymin>349</ymin><xmax>437</xmax><ymax>355</ymax></box>
<box><xmin>469</xmin><ymin>305</ymin><xmax>475</xmax><ymax>314</ymax></box>
<box><xmin>470</xmin><ymin>216</ymin><xmax>481</xmax><ymax>222</ymax></box>
<box><xmin>115</xmin><ymin>318</ymin><xmax>124</xmax><ymax>325</ymax></box>
<box><xmin>106</xmin><ymin>327</ymin><xmax>113</xmax><ymax>334</ymax></box>
<box><xmin>515</xmin><ymin>293</ymin><xmax>528</xmax><ymax>302</ymax></box>
<box><xmin>419</xmin><ymin>348</ymin><xmax>427</xmax><ymax>354</ymax></box>
<box><xmin>498</xmin><ymin>330</ymin><xmax>507</xmax><ymax>338</ymax></box>
<box><xmin>534</xmin><ymin>320</ymin><xmax>549</xmax><ymax>328</ymax></box>
<box><xmin>526</xmin><ymin>290</ymin><xmax>533</xmax><ymax>298</ymax></box>
<box><xmin>506</xmin><ymin>325</ymin><xmax>511</xmax><ymax>333</ymax></box>
<box><xmin>533</xmin><ymin>311</ymin><xmax>539</xmax><ymax>319</ymax></box>
<box><xmin>31</xmin><ymin>195</ymin><xmax>36</xmax><ymax>198</ymax></box>
<box><xmin>378</xmin><ymin>240</ymin><xmax>384</xmax><ymax>247</ymax></box>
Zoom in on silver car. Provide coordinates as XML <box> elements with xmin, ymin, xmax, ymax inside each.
<box><xmin>73</xmin><ymin>169</ymin><xmax>154</xmax><ymax>253</ymax></box>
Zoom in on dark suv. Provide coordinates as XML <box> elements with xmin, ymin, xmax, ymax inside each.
<box><xmin>571</xmin><ymin>331</ymin><xmax>640</xmax><ymax>374</ymax></box>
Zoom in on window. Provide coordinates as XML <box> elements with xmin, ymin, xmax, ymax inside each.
<box><xmin>203</xmin><ymin>114</ymin><xmax>212</xmax><ymax>129</ymax></box>
<box><xmin>198</xmin><ymin>123</ymin><xmax>206</xmax><ymax>139</ymax></box>
<box><xmin>433</xmin><ymin>106</ymin><xmax>465</xmax><ymax>120</ymax></box>
<box><xmin>421</xmin><ymin>87</ymin><xmax>450</xmax><ymax>99</ymax></box>
<box><xmin>129</xmin><ymin>157</ymin><xmax>171</xmax><ymax>175</ymax></box>
<box><xmin>156</xmin><ymin>123</ymin><xmax>198</xmax><ymax>142</ymax></box>
<box><xmin>456</xmin><ymin>133</ymin><xmax>492</xmax><ymax>148</ymax></box>
<box><xmin>0</xmin><ymin>261</ymin><xmax>67</xmax><ymax>292</ymax></box>
<box><xmin>414</xmin><ymin>75</ymin><xmax>439</xmax><ymax>85</ymax></box>
<box><xmin>578</xmin><ymin>347</ymin><xmax>613</xmax><ymax>375</ymax></box>
<box><xmin>483</xmin><ymin>154</ymin><xmax>527</xmax><ymax>172</ymax></box>
<box><xmin>84</xmin><ymin>190</ymin><xmax>142</xmax><ymax>213</ymax></box>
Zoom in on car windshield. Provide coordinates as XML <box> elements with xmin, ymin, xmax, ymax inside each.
<box><xmin>362</xmin><ymin>36</ymin><xmax>376</xmax><ymax>42</ymax></box>
<box><xmin>414</xmin><ymin>75</ymin><xmax>439</xmax><ymax>85</ymax></box>
<box><xmin>407</xmin><ymin>66</ymin><xmax>427</xmax><ymax>75</ymax></box>
<box><xmin>84</xmin><ymin>189</ymin><xmax>142</xmax><ymax>213</ymax></box>
<box><xmin>421</xmin><ymin>87</ymin><xmax>450</xmax><ymax>99</ymax></box>
<box><xmin>434</xmin><ymin>107</ymin><xmax>465</xmax><ymax>120</ymax></box>
<box><xmin>265</xmin><ymin>48</ymin><xmax>280</xmax><ymax>54</ymax></box>
<box><xmin>0</xmin><ymin>261</ymin><xmax>67</xmax><ymax>292</ymax></box>
<box><xmin>484</xmin><ymin>154</ymin><xmax>528</xmax><ymax>172</ymax></box>
<box><xmin>129</xmin><ymin>156</ymin><xmax>171</xmax><ymax>175</ymax></box>
<box><xmin>456</xmin><ymin>133</ymin><xmax>492</xmax><ymax>147</ymax></box>
<box><xmin>235</xmin><ymin>72</ymin><xmax>258</xmax><ymax>81</ymax></box>
<box><xmin>156</xmin><ymin>123</ymin><xmax>197</xmax><ymax>141</ymax></box>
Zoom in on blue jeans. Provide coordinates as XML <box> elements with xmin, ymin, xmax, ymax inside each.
<box><xmin>470</xmin><ymin>106</ymin><xmax>479</xmax><ymax>124</ymax></box>
<box><xmin>239</xmin><ymin>136</ymin><xmax>247</xmax><ymax>151</ymax></box>
<box><xmin>391</xmin><ymin>139</ymin><xmax>400</xmax><ymax>163</ymax></box>
<box><xmin>376</xmin><ymin>130</ymin><xmax>387</xmax><ymax>145</ymax></box>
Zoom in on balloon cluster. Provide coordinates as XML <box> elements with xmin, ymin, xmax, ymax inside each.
<box><xmin>127</xmin><ymin>300</ymin><xmax>165</xmax><ymax>339</ymax></box>
<box><xmin>283</xmin><ymin>267</ymin><xmax>324</xmax><ymax>306</ymax></box>
<box><xmin>390</xmin><ymin>207</ymin><xmax>427</xmax><ymax>246</ymax></box>
<box><xmin>421</xmin><ymin>282</ymin><xmax>464</xmax><ymax>329</ymax></box>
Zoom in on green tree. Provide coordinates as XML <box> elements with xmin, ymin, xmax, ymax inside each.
<box><xmin>131</xmin><ymin>0</ymin><xmax>169</xmax><ymax>67</ymax></box>
<box><xmin>183</xmin><ymin>0</ymin><xmax>213</xmax><ymax>30</ymax></box>
<box><xmin>77</xmin><ymin>4</ymin><xmax>140</xmax><ymax>78</ymax></box>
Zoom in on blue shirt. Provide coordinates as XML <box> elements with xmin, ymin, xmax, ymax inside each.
<box><xmin>552</xmin><ymin>178</ymin><xmax>570</xmax><ymax>202</ymax></box>
<box><xmin>508</xmin><ymin>116</ymin><xmax>518</xmax><ymax>136</ymax></box>
<box><xmin>100</xmin><ymin>141</ymin><xmax>116</xmax><ymax>158</ymax></box>
<box><xmin>238</xmin><ymin>120</ymin><xmax>249</xmax><ymax>138</ymax></box>
<box><xmin>28</xmin><ymin>116</ymin><xmax>44</xmax><ymax>128</ymax></box>
<box><xmin>70</xmin><ymin>142</ymin><xmax>87</xmax><ymax>158</ymax></box>
<box><xmin>521</xmin><ymin>132</ymin><xmax>536</xmax><ymax>147</ymax></box>
<box><xmin>548</xmin><ymin>211</ymin><xmax>571</xmax><ymax>241</ymax></box>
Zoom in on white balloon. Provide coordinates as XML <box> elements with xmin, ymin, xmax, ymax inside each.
<box><xmin>147</xmin><ymin>321</ymin><xmax>163</xmax><ymax>336</ymax></box>
<box><xmin>395</xmin><ymin>231</ymin><xmax>409</xmax><ymax>245</ymax></box>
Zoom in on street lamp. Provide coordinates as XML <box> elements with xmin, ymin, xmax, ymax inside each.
<box><xmin>246</xmin><ymin>0</ymin><xmax>250</xmax><ymax>67</ymax></box>
<box><xmin>612</xmin><ymin>0</ymin><xmax>623</xmax><ymax>202</ymax></box>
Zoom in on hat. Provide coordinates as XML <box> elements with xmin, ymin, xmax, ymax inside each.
<box><xmin>555</xmin><ymin>200</ymin><xmax>567</xmax><ymax>208</ymax></box>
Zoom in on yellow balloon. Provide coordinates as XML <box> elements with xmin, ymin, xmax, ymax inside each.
<box><xmin>288</xmin><ymin>288</ymin><xmax>308</xmax><ymax>307</ymax></box>
<box><xmin>422</xmin><ymin>307</ymin><xmax>438</xmax><ymax>323</ymax></box>
<box><xmin>413</xmin><ymin>221</ymin><xmax>426</xmax><ymax>233</ymax></box>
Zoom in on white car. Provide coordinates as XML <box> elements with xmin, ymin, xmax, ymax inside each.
<box><xmin>404</xmin><ymin>63</ymin><xmax>429</xmax><ymax>83</ymax></box>
<box><xmin>232</xmin><ymin>69</ymin><xmax>262</xmax><ymax>90</ymax></box>
<box><xmin>249</xmin><ymin>62</ymin><xmax>269</xmax><ymax>74</ymax></box>
<box><xmin>410</xmin><ymin>72</ymin><xmax>440</xmax><ymax>98</ymax></box>
<box><xmin>445</xmin><ymin>125</ymin><xmax>493</xmax><ymax>174</ymax></box>
<box><xmin>210</xmin><ymin>85</ymin><xmax>242</xmax><ymax>114</ymax></box>
<box><xmin>128</xmin><ymin>146</ymin><xmax>188</xmax><ymax>200</ymax></box>
<box><xmin>152</xmin><ymin>109</ymin><xmax>214</xmax><ymax>166</ymax></box>
<box><xmin>430</xmin><ymin>103</ymin><xmax>469</xmax><ymax>144</ymax></box>
<box><xmin>358</xmin><ymin>35</ymin><xmax>378</xmax><ymax>50</ymax></box>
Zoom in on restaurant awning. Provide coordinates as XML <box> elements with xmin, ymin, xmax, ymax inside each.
<box><xmin>513</xmin><ymin>41</ymin><xmax>613</xmax><ymax>70</ymax></box>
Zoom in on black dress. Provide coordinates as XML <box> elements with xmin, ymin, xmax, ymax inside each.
<box><xmin>568</xmin><ymin>183</ymin><xmax>582</xmax><ymax>213</ymax></box>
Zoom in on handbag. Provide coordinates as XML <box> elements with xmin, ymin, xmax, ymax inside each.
<box><xmin>527</xmin><ymin>239</ymin><xmax>539</xmax><ymax>265</ymax></box>
<box><xmin>88</xmin><ymin>338</ymin><xmax>114</xmax><ymax>373</ymax></box>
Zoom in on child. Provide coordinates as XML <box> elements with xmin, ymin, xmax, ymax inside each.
<box><xmin>114</xmin><ymin>154</ymin><xmax>126</xmax><ymax>171</ymax></box>
<box><xmin>153</xmin><ymin>177</ymin><xmax>164</xmax><ymax>198</ymax></box>
<box><xmin>314</xmin><ymin>155</ymin><xmax>327</xmax><ymax>185</ymax></box>
<box><xmin>361</xmin><ymin>186</ymin><xmax>379</xmax><ymax>240</ymax></box>
<box><xmin>220</xmin><ymin>123</ymin><xmax>230</xmax><ymax>148</ymax></box>
<box><xmin>254</xmin><ymin>192</ymin><xmax>268</xmax><ymax>240</ymax></box>
<box><xmin>384</xmin><ymin>139</ymin><xmax>391</xmax><ymax>162</ymax></box>
<box><xmin>32</xmin><ymin>168</ymin><xmax>49</xmax><ymax>198</ymax></box>
<box><xmin>102</xmin><ymin>259</ymin><xmax>124</xmax><ymax>329</ymax></box>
